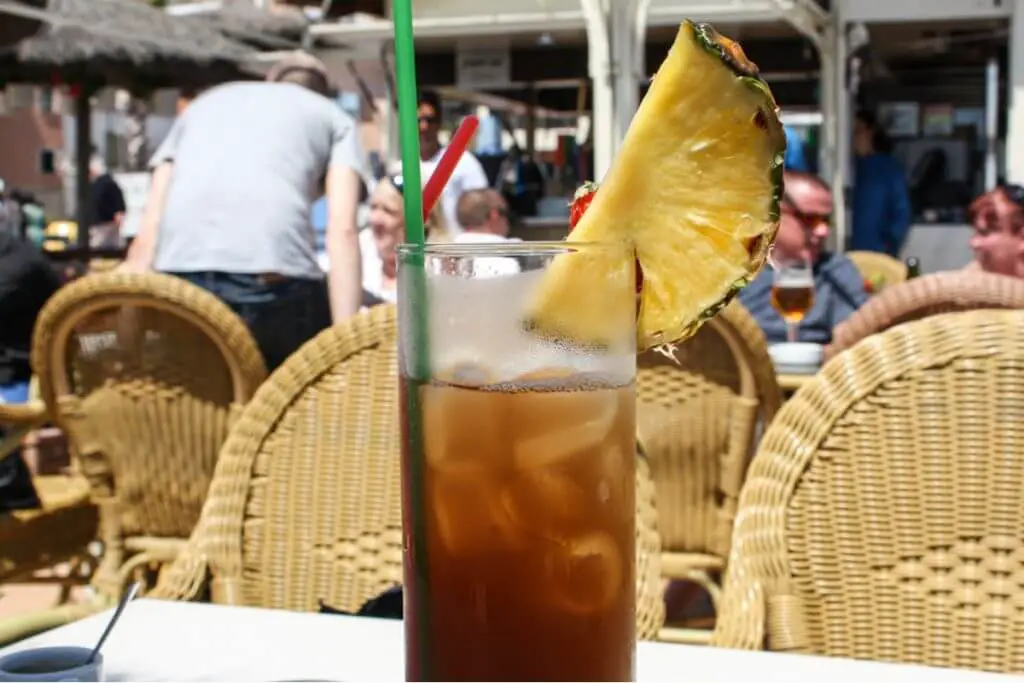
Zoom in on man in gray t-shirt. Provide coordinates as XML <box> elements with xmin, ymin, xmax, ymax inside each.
<box><xmin>122</xmin><ymin>53</ymin><xmax>365</xmax><ymax>370</ymax></box>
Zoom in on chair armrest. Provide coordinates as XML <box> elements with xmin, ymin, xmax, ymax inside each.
<box><xmin>0</xmin><ymin>601</ymin><xmax>106</xmax><ymax>648</ymax></box>
<box><xmin>0</xmin><ymin>400</ymin><xmax>49</xmax><ymax>427</ymax></box>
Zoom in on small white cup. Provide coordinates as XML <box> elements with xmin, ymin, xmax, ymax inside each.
<box><xmin>0</xmin><ymin>646</ymin><xmax>102</xmax><ymax>682</ymax></box>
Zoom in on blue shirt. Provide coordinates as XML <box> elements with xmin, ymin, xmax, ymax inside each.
<box><xmin>784</xmin><ymin>126</ymin><xmax>809</xmax><ymax>172</ymax></box>
<box><xmin>852</xmin><ymin>153</ymin><xmax>912</xmax><ymax>256</ymax></box>
<box><xmin>738</xmin><ymin>253</ymin><xmax>868</xmax><ymax>344</ymax></box>
<box><xmin>311</xmin><ymin>197</ymin><xmax>327</xmax><ymax>252</ymax></box>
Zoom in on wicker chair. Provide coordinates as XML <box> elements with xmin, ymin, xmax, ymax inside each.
<box><xmin>714</xmin><ymin>309</ymin><xmax>1024</xmax><ymax>673</ymax></box>
<box><xmin>826</xmin><ymin>270</ymin><xmax>1024</xmax><ymax>362</ymax></box>
<box><xmin>39</xmin><ymin>272</ymin><xmax>264</xmax><ymax>575</ymax></box>
<box><xmin>636</xmin><ymin>301</ymin><xmax>782</xmax><ymax>642</ymax></box>
<box><xmin>153</xmin><ymin>304</ymin><xmax>665</xmax><ymax>639</ymax></box>
<box><xmin>0</xmin><ymin>398</ymin><xmax>98</xmax><ymax>594</ymax></box>
<box><xmin>846</xmin><ymin>250</ymin><xmax>907</xmax><ymax>290</ymax></box>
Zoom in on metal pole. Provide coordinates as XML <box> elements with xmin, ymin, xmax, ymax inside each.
<box><xmin>985</xmin><ymin>55</ymin><xmax>1000</xmax><ymax>191</ymax></box>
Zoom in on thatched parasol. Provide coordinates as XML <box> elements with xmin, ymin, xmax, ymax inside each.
<box><xmin>0</xmin><ymin>0</ymin><xmax>43</xmax><ymax>49</ymax></box>
<box><xmin>0</xmin><ymin>0</ymin><xmax>256</xmax><ymax>88</ymax></box>
<box><xmin>182</xmin><ymin>2</ymin><xmax>309</xmax><ymax>51</ymax></box>
<box><xmin>0</xmin><ymin>0</ymin><xmax>259</xmax><ymax>249</ymax></box>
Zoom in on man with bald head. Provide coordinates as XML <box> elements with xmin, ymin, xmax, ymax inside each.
<box><xmin>738</xmin><ymin>171</ymin><xmax>867</xmax><ymax>344</ymax></box>
<box><xmin>453</xmin><ymin>188</ymin><xmax>520</xmax><ymax>277</ymax></box>
<box><xmin>454</xmin><ymin>189</ymin><xmax>513</xmax><ymax>243</ymax></box>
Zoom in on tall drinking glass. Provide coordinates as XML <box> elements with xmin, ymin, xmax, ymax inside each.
<box><xmin>398</xmin><ymin>242</ymin><xmax>638</xmax><ymax>682</ymax></box>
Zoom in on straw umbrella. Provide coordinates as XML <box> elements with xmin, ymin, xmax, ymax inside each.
<box><xmin>0</xmin><ymin>0</ymin><xmax>44</xmax><ymax>48</ymax></box>
<box><xmin>0</xmin><ymin>0</ymin><xmax>256</xmax><ymax>249</ymax></box>
<box><xmin>182</xmin><ymin>2</ymin><xmax>309</xmax><ymax>51</ymax></box>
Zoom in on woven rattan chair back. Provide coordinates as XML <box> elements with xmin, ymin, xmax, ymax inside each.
<box><xmin>153</xmin><ymin>305</ymin><xmax>403</xmax><ymax>613</ymax></box>
<box><xmin>31</xmin><ymin>272</ymin><xmax>266</xmax><ymax>590</ymax></box>
<box><xmin>714</xmin><ymin>309</ymin><xmax>1024</xmax><ymax>673</ymax></box>
<box><xmin>846</xmin><ymin>250</ymin><xmax>907</xmax><ymax>290</ymax></box>
<box><xmin>154</xmin><ymin>304</ymin><xmax>666</xmax><ymax>638</ymax></box>
<box><xmin>826</xmin><ymin>270</ymin><xmax>1024</xmax><ymax>361</ymax></box>
<box><xmin>636</xmin><ymin>301</ymin><xmax>781</xmax><ymax>594</ymax></box>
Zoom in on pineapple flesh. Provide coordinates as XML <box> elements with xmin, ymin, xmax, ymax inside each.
<box><xmin>526</xmin><ymin>20</ymin><xmax>786</xmax><ymax>351</ymax></box>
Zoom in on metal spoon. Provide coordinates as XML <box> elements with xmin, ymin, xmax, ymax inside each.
<box><xmin>86</xmin><ymin>581</ymin><xmax>140</xmax><ymax>664</ymax></box>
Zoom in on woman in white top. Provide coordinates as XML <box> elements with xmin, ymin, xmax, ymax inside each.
<box><xmin>361</xmin><ymin>174</ymin><xmax>449</xmax><ymax>308</ymax></box>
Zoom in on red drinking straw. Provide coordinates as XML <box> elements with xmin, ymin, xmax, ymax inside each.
<box><xmin>421</xmin><ymin>114</ymin><xmax>479</xmax><ymax>219</ymax></box>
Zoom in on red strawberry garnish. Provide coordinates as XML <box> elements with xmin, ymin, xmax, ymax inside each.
<box><xmin>568</xmin><ymin>182</ymin><xmax>644</xmax><ymax>295</ymax></box>
<box><xmin>569</xmin><ymin>181</ymin><xmax>599</xmax><ymax>230</ymax></box>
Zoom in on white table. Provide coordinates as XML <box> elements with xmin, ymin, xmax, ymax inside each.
<box><xmin>0</xmin><ymin>600</ymin><xmax>1016</xmax><ymax>682</ymax></box>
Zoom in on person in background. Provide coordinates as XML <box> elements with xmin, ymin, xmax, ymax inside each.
<box><xmin>418</xmin><ymin>90</ymin><xmax>489</xmax><ymax>235</ymax></box>
<box><xmin>453</xmin><ymin>189</ymin><xmax>514</xmax><ymax>245</ymax></box>
<box><xmin>966</xmin><ymin>185</ymin><xmax>1024</xmax><ymax>278</ymax></box>
<box><xmin>454</xmin><ymin>188</ymin><xmax>521</xmax><ymax>278</ymax></box>
<box><xmin>362</xmin><ymin>173</ymin><xmax>448</xmax><ymax>308</ymax></box>
<box><xmin>851</xmin><ymin>110</ymin><xmax>912</xmax><ymax>256</ymax></box>
<box><xmin>783</xmin><ymin>125</ymin><xmax>809</xmax><ymax>172</ymax></box>
<box><xmin>0</xmin><ymin>232</ymin><xmax>60</xmax><ymax>403</ymax></box>
<box><xmin>739</xmin><ymin>171</ymin><xmax>867</xmax><ymax>344</ymax></box>
<box><xmin>121</xmin><ymin>52</ymin><xmax>366</xmax><ymax>371</ymax></box>
<box><xmin>87</xmin><ymin>153</ymin><xmax>127</xmax><ymax>246</ymax></box>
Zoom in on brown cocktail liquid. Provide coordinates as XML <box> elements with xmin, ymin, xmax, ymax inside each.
<box><xmin>401</xmin><ymin>370</ymin><xmax>636</xmax><ymax>682</ymax></box>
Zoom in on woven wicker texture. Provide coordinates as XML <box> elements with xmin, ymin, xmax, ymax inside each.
<box><xmin>153</xmin><ymin>304</ymin><xmax>665</xmax><ymax>638</ymax></box>
<box><xmin>827</xmin><ymin>270</ymin><xmax>1024</xmax><ymax>361</ymax></box>
<box><xmin>636</xmin><ymin>452</ymin><xmax>667</xmax><ymax>639</ymax></box>
<box><xmin>846</xmin><ymin>251</ymin><xmax>908</xmax><ymax>288</ymax></box>
<box><xmin>713</xmin><ymin>309</ymin><xmax>1024</xmax><ymax>673</ymax></box>
<box><xmin>636</xmin><ymin>301</ymin><xmax>781</xmax><ymax>605</ymax></box>
<box><xmin>151</xmin><ymin>304</ymin><xmax>404</xmax><ymax>612</ymax></box>
<box><xmin>31</xmin><ymin>272</ymin><xmax>266</xmax><ymax>594</ymax></box>
<box><xmin>0</xmin><ymin>474</ymin><xmax>98</xmax><ymax>582</ymax></box>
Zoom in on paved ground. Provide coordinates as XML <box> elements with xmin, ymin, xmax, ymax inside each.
<box><xmin>0</xmin><ymin>583</ymin><xmax>65</xmax><ymax>619</ymax></box>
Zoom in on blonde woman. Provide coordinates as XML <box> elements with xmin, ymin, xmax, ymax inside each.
<box><xmin>361</xmin><ymin>173</ymin><xmax>449</xmax><ymax>307</ymax></box>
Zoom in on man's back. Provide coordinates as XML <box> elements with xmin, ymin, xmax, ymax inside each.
<box><xmin>152</xmin><ymin>81</ymin><xmax>362</xmax><ymax>279</ymax></box>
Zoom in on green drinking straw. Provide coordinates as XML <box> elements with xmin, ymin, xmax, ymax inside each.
<box><xmin>391</xmin><ymin>0</ymin><xmax>432</xmax><ymax>677</ymax></box>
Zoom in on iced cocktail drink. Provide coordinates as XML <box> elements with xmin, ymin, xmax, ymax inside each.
<box><xmin>398</xmin><ymin>243</ymin><xmax>637</xmax><ymax>682</ymax></box>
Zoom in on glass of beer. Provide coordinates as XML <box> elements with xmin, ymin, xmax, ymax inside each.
<box><xmin>398</xmin><ymin>242</ymin><xmax>637</xmax><ymax>682</ymax></box>
<box><xmin>771</xmin><ymin>257</ymin><xmax>815</xmax><ymax>342</ymax></box>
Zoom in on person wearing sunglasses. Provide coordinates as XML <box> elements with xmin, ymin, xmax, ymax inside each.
<box><xmin>851</xmin><ymin>110</ymin><xmax>912</xmax><ymax>256</ymax></box>
<box><xmin>417</xmin><ymin>91</ymin><xmax>489</xmax><ymax>235</ymax></box>
<box><xmin>738</xmin><ymin>171</ymin><xmax>868</xmax><ymax>344</ymax></box>
<box><xmin>967</xmin><ymin>185</ymin><xmax>1024</xmax><ymax>279</ymax></box>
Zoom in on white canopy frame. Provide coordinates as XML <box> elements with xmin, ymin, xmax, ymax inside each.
<box><xmin>577</xmin><ymin>0</ymin><xmax>843</xmax><ymax>247</ymax></box>
<box><xmin>307</xmin><ymin>0</ymin><xmax>842</xmax><ymax>242</ymax></box>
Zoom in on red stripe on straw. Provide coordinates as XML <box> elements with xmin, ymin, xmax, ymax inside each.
<box><xmin>421</xmin><ymin>114</ymin><xmax>479</xmax><ymax>219</ymax></box>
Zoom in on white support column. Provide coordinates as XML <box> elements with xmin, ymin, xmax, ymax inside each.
<box><xmin>816</xmin><ymin>13</ymin><xmax>851</xmax><ymax>253</ymax></box>
<box><xmin>1008</xmin><ymin>0</ymin><xmax>1024</xmax><ymax>184</ymax></box>
<box><xmin>581</xmin><ymin>0</ymin><xmax>615</xmax><ymax>179</ymax></box>
<box><xmin>610</xmin><ymin>0</ymin><xmax>640</xmax><ymax>158</ymax></box>
<box><xmin>985</xmin><ymin>56</ymin><xmax>1000</xmax><ymax>190</ymax></box>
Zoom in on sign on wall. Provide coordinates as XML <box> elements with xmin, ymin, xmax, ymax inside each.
<box><xmin>456</xmin><ymin>43</ymin><xmax>511</xmax><ymax>90</ymax></box>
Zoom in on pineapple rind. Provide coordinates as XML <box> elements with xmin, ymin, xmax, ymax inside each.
<box><xmin>525</xmin><ymin>18</ymin><xmax>785</xmax><ymax>352</ymax></box>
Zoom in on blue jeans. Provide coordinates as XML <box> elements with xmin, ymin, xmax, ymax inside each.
<box><xmin>168</xmin><ymin>272</ymin><xmax>331</xmax><ymax>372</ymax></box>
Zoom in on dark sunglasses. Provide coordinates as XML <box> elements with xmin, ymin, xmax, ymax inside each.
<box><xmin>418</xmin><ymin>115</ymin><xmax>438</xmax><ymax>125</ymax></box>
<box><xmin>782</xmin><ymin>191</ymin><xmax>831</xmax><ymax>227</ymax></box>
<box><xmin>1002</xmin><ymin>184</ymin><xmax>1024</xmax><ymax>208</ymax></box>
